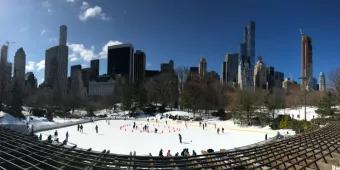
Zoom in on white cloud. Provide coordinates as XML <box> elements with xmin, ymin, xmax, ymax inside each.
<box><xmin>48</xmin><ymin>37</ymin><xmax>58</xmax><ymax>43</ymax></box>
<box><xmin>26</xmin><ymin>61</ymin><xmax>36</xmax><ymax>72</ymax></box>
<box><xmin>68</xmin><ymin>40</ymin><xmax>122</xmax><ymax>62</ymax></box>
<box><xmin>68</xmin><ymin>43</ymin><xmax>96</xmax><ymax>62</ymax></box>
<box><xmin>40</xmin><ymin>29</ymin><xmax>46</xmax><ymax>36</ymax></box>
<box><xmin>36</xmin><ymin>60</ymin><xmax>45</xmax><ymax>71</ymax></box>
<box><xmin>79</xmin><ymin>1</ymin><xmax>110</xmax><ymax>21</ymax></box>
<box><xmin>42</xmin><ymin>0</ymin><xmax>53</xmax><ymax>13</ymax></box>
<box><xmin>99</xmin><ymin>40</ymin><xmax>123</xmax><ymax>59</ymax></box>
<box><xmin>25</xmin><ymin>60</ymin><xmax>45</xmax><ymax>72</ymax></box>
<box><xmin>66</xmin><ymin>0</ymin><xmax>78</xmax><ymax>2</ymax></box>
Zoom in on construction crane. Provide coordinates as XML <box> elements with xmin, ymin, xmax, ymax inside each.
<box><xmin>5</xmin><ymin>41</ymin><xmax>16</xmax><ymax>46</ymax></box>
<box><xmin>299</xmin><ymin>28</ymin><xmax>304</xmax><ymax>36</ymax></box>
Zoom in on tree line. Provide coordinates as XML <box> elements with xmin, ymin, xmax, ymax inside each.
<box><xmin>1</xmin><ymin>65</ymin><xmax>340</xmax><ymax>124</ymax></box>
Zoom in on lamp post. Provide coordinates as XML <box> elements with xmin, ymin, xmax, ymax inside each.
<box><xmin>299</xmin><ymin>76</ymin><xmax>311</xmax><ymax>121</ymax></box>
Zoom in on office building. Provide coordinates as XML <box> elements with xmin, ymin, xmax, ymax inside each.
<box><xmin>90</xmin><ymin>59</ymin><xmax>99</xmax><ymax>80</ymax></box>
<box><xmin>70</xmin><ymin>65</ymin><xmax>86</xmax><ymax>96</ymax></box>
<box><xmin>319</xmin><ymin>72</ymin><xmax>326</xmax><ymax>92</ymax></box>
<box><xmin>88</xmin><ymin>75</ymin><xmax>115</xmax><ymax>96</ymax></box>
<box><xmin>222</xmin><ymin>53</ymin><xmax>238</xmax><ymax>85</ymax></box>
<box><xmin>145</xmin><ymin>70</ymin><xmax>160</xmax><ymax>79</ymax></box>
<box><xmin>133</xmin><ymin>50</ymin><xmax>146</xmax><ymax>83</ymax></box>
<box><xmin>82</xmin><ymin>68</ymin><xmax>91</xmax><ymax>93</ymax></box>
<box><xmin>253</xmin><ymin>57</ymin><xmax>267</xmax><ymax>90</ymax></box>
<box><xmin>0</xmin><ymin>45</ymin><xmax>8</xmax><ymax>65</ymax></box>
<box><xmin>14</xmin><ymin>48</ymin><xmax>26</xmax><ymax>90</ymax></box>
<box><xmin>107</xmin><ymin>43</ymin><xmax>134</xmax><ymax>82</ymax></box>
<box><xmin>25</xmin><ymin>72</ymin><xmax>37</xmax><ymax>93</ymax></box>
<box><xmin>199</xmin><ymin>57</ymin><xmax>207</xmax><ymax>79</ymax></box>
<box><xmin>161</xmin><ymin>60</ymin><xmax>174</xmax><ymax>73</ymax></box>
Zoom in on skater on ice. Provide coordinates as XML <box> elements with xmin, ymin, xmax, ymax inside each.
<box><xmin>95</xmin><ymin>125</ymin><xmax>99</xmax><ymax>133</ymax></box>
<box><xmin>178</xmin><ymin>133</ymin><xmax>182</xmax><ymax>143</ymax></box>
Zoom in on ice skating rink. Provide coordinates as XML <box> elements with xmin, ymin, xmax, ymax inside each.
<box><xmin>38</xmin><ymin>119</ymin><xmax>292</xmax><ymax>156</ymax></box>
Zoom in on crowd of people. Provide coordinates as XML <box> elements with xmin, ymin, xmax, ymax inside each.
<box><xmin>157</xmin><ymin>148</ymin><xmax>198</xmax><ymax>157</ymax></box>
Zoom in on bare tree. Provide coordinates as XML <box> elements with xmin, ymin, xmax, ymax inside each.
<box><xmin>145</xmin><ymin>72</ymin><xmax>179</xmax><ymax>110</ymax></box>
<box><xmin>329</xmin><ymin>68</ymin><xmax>340</xmax><ymax>104</ymax></box>
<box><xmin>176</xmin><ymin>66</ymin><xmax>189</xmax><ymax>94</ymax></box>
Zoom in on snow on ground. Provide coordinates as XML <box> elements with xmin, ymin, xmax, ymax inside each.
<box><xmin>38</xmin><ymin>118</ymin><xmax>294</xmax><ymax>156</ymax></box>
<box><xmin>163</xmin><ymin>111</ymin><xmax>194</xmax><ymax>118</ymax></box>
<box><xmin>275</xmin><ymin>106</ymin><xmax>319</xmax><ymax>121</ymax></box>
<box><xmin>94</xmin><ymin>109</ymin><xmax>130</xmax><ymax>117</ymax></box>
<box><xmin>0</xmin><ymin>112</ymin><xmax>26</xmax><ymax>124</ymax></box>
<box><xmin>0</xmin><ymin>112</ymin><xmax>83</xmax><ymax>130</ymax></box>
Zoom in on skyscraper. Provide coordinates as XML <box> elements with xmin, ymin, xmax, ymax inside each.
<box><xmin>107</xmin><ymin>43</ymin><xmax>134</xmax><ymax>82</ymax></box>
<box><xmin>238</xmin><ymin>43</ymin><xmax>252</xmax><ymax>89</ymax></box>
<box><xmin>133</xmin><ymin>50</ymin><xmax>146</xmax><ymax>83</ymax></box>
<box><xmin>246</xmin><ymin>21</ymin><xmax>256</xmax><ymax>67</ymax></box>
<box><xmin>238</xmin><ymin>21</ymin><xmax>255</xmax><ymax>90</ymax></box>
<box><xmin>160</xmin><ymin>60</ymin><xmax>174</xmax><ymax>73</ymax></box>
<box><xmin>25</xmin><ymin>72</ymin><xmax>37</xmax><ymax>93</ymax></box>
<box><xmin>44</xmin><ymin>25</ymin><xmax>68</xmax><ymax>94</ymax></box>
<box><xmin>82</xmin><ymin>68</ymin><xmax>91</xmax><ymax>94</ymax></box>
<box><xmin>198</xmin><ymin>57</ymin><xmax>207</xmax><ymax>79</ymax></box>
<box><xmin>253</xmin><ymin>57</ymin><xmax>267</xmax><ymax>90</ymax></box>
<box><xmin>70</xmin><ymin>65</ymin><xmax>84</xmax><ymax>96</ymax></box>
<box><xmin>301</xmin><ymin>34</ymin><xmax>313</xmax><ymax>91</ymax></box>
<box><xmin>319</xmin><ymin>72</ymin><xmax>326</xmax><ymax>92</ymax></box>
<box><xmin>223</xmin><ymin>53</ymin><xmax>238</xmax><ymax>85</ymax></box>
<box><xmin>0</xmin><ymin>45</ymin><xmax>8</xmax><ymax>65</ymax></box>
<box><xmin>14</xmin><ymin>48</ymin><xmax>26</xmax><ymax>90</ymax></box>
<box><xmin>90</xmin><ymin>59</ymin><xmax>99</xmax><ymax>80</ymax></box>
<box><xmin>59</xmin><ymin>25</ymin><xmax>67</xmax><ymax>46</ymax></box>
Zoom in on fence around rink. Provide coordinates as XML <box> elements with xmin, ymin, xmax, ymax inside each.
<box><xmin>0</xmin><ymin>122</ymin><xmax>339</xmax><ymax>169</ymax></box>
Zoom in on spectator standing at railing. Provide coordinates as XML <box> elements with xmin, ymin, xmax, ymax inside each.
<box><xmin>66</xmin><ymin>131</ymin><xmax>69</xmax><ymax>141</ymax></box>
<box><xmin>166</xmin><ymin>150</ymin><xmax>172</xmax><ymax>156</ymax></box>
<box><xmin>159</xmin><ymin>149</ymin><xmax>163</xmax><ymax>157</ymax></box>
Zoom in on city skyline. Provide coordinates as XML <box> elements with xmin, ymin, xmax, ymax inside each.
<box><xmin>1</xmin><ymin>0</ymin><xmax>339</xmax><ymax>84</ymax></box>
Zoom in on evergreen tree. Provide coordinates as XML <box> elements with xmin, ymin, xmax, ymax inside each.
<box><xmin>9</xmin><ymin>81</ymin><xmax>25</xmax><ymax>118</ymax></box>
<box><xmin>316</xmin><ymin>92</ymin><xmax>335</xmax><ymax>118</ymax></box>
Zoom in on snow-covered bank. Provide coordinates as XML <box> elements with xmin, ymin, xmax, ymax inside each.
<box><xmin>0</xmin><ymin>112</ymin><xmax>85</xmax><ymax>133</ymax></box>
<box><xmin>275</xmin><ymin>106</ymin><xmax>319</xmax><ymax>121</ymax></box>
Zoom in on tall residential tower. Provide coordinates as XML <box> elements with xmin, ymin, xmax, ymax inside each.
<box><xmin>199</xmin><ymin>57</ymin><xmax>207</xmax><ymax>79</ymax></box>
<box><xmin>301</xmin><ymin>34</ymin><xmax>313</xmax><ymax>91</ymax></box>
<box><xmin>44</xmin><ymin>25</ymin><xmax>69</xmax><ymax>94</ymax></box>
<box><xmin>319</xmin><ymin>72</ymin><xmax>326</xmax><ymax>92</ymax></box>
<box><xmin>14</xmin><ymin>48</ymin><xmax>26</xmax><ymax>90</ymax></box>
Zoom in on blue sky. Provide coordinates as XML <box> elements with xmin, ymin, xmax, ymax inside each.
<box><xmin>0</xmin><ymin>0</ymin><xmax>339</xmax><ymax>85</ymax></box>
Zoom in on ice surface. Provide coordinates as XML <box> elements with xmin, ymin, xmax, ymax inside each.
<box><xmin>38</xmin><ymin>118</ymin><xmax>294</xmax><ymax>156</ymax></box>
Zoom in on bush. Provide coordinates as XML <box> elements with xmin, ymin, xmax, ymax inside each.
<box><xmin>31</xmin><ymin>108</ymin><xmax>47</xmax><ymax>117</ymax></box>
<box><xmin>46</xmin><ymin>112</ymin><xmax>53</xmax><ymax>121</ymax></box>
<box><xmin>212</xmin><ymin>109</ymin><xmax>232</xmax><ymax>121</ymax></box>
<box><xmin>4</xmin><ymin>106</ymin><xmax>25</xmax><ymax>119</ymax></box>
<box><xmin>271</xmin><ymin>115</ymin><xmax>311</xmax><ymax>133</ymax></box>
